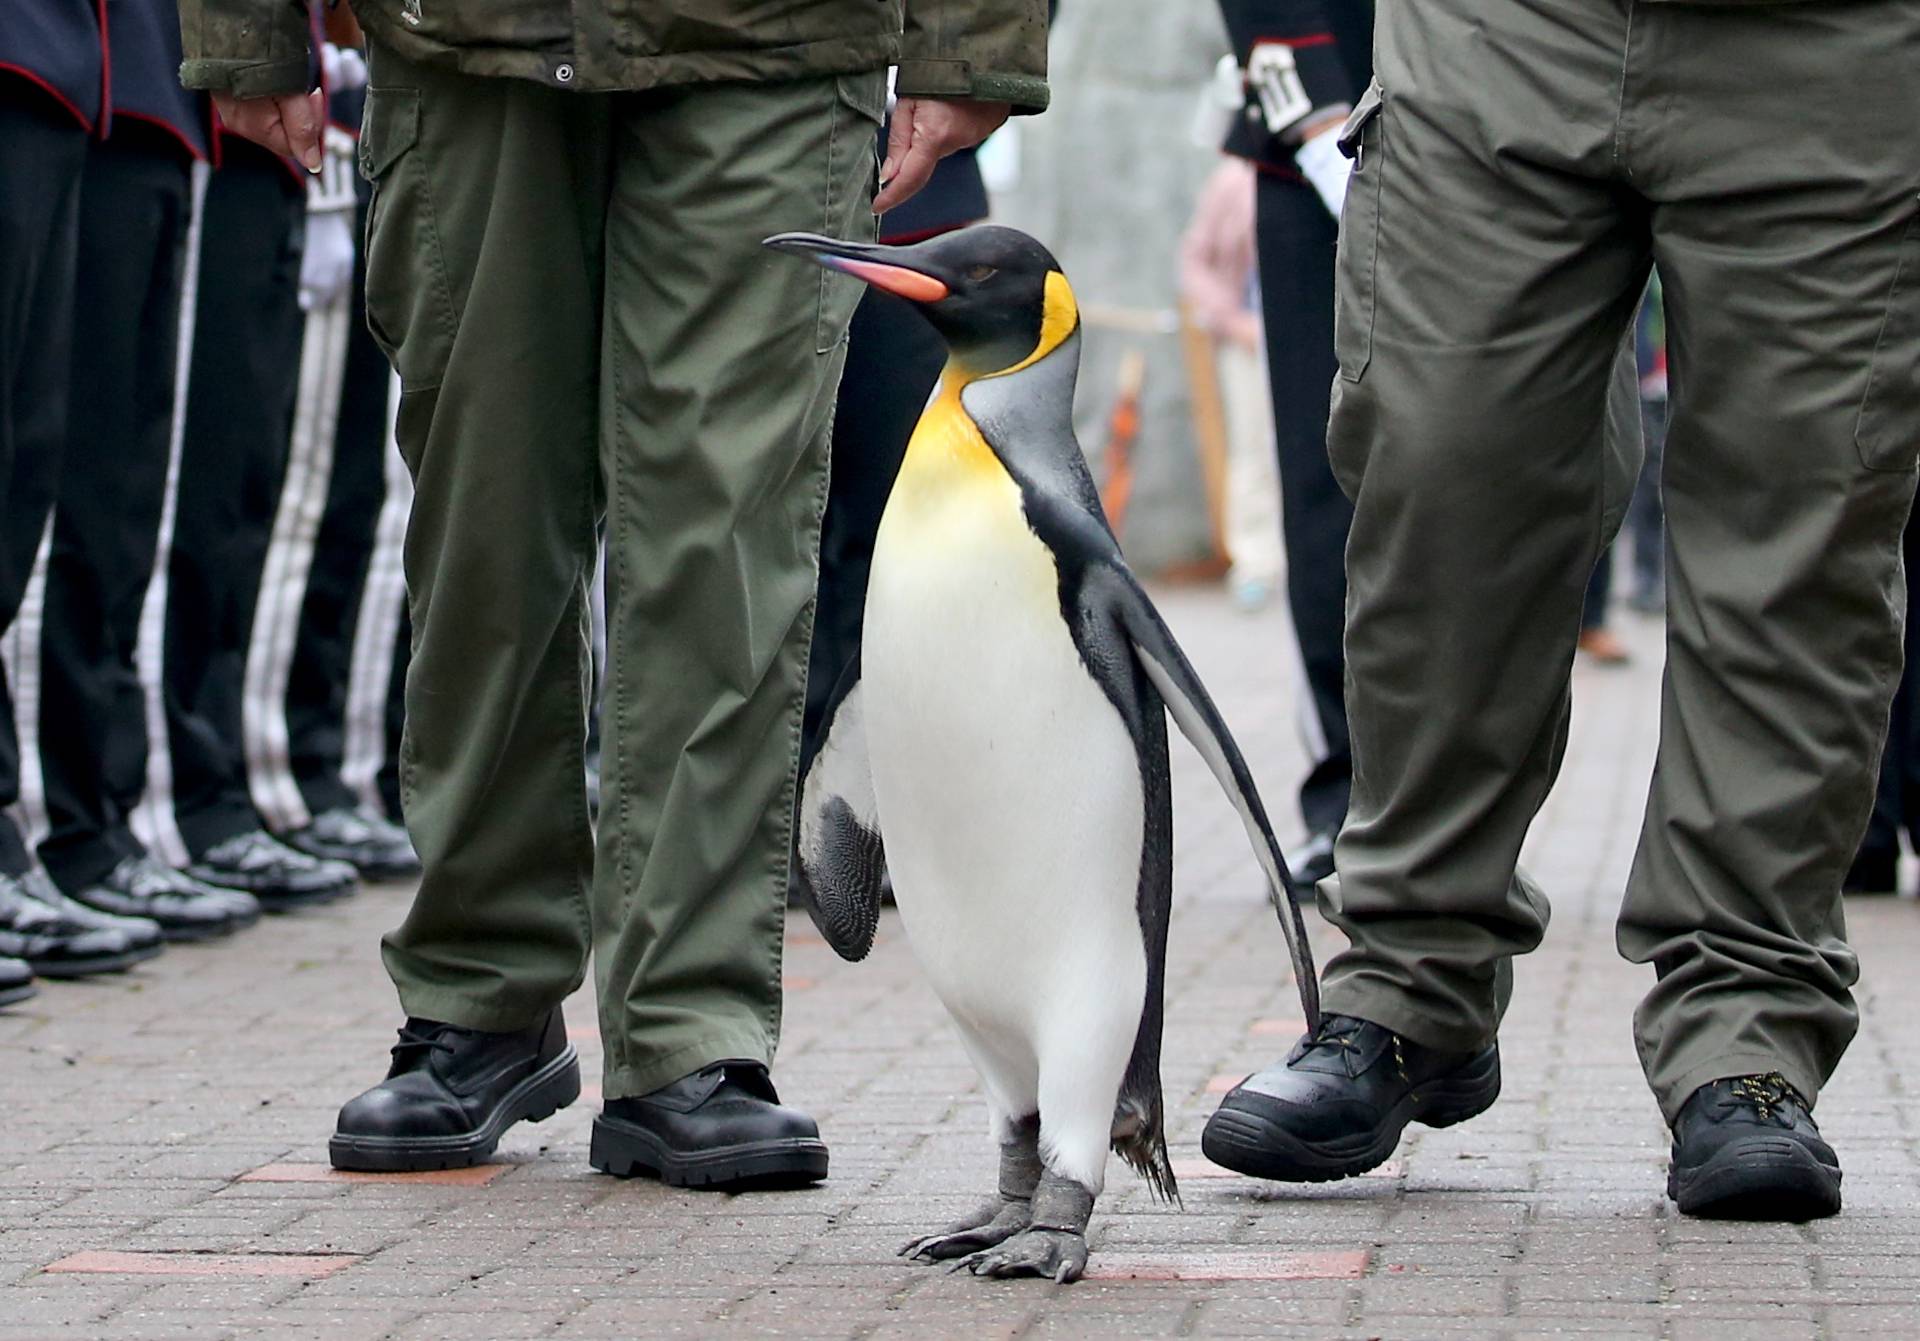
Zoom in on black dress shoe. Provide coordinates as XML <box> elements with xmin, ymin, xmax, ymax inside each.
<box><xmin>330</xmin><ymin>1009</ymin><xmax>580</xmax><ymax>1171</ymax></box>
<box><xmin>591</xmin><ymin>1061</ymin><xmax>829</xmax><ymax>1190</ymax></box>
<box><xmin>17</xmin><ymin>867</ymin><xmax>167</xmax><ymax>954</ymax></box>
<box><xmin>0</xmin><ymin>869</ymin><xmax>162</xmax><ymax>978</ymax></box>
<box><xmin>1203</xmin><ymin>1014</ymin><xmax>1500</xmax><ymax>1182</ymax></box>
<box><xmin>1842</xmin><ymin>846</ymin><xmax>1898</xmax><ymax>896</ymax></box>
<box><xmin>1668</xmin><ymin>1074</ymin><xmax>1841</xmax><ymax>1221</ymax></box>
<box><xmin>70</xmin><ymin>856</ymin><xmax>250</xmax><ymax>942</ymax></box>
<box><xmin>0</xmin><ymin>956</ymin><xmax>35</xmax><ymax>1008</ymax></box>
<box><xmin>187</xmin><ymin>830</ymin><xmax>359</xmax><ymax>910</ymax></box>
<box><xmin>283</xmin><ymin>807</ymin><xmax>421</xmax><ymax>880</ymax></box>
<box><xmin>1285</xmin><ymin>829</ymin><xmax>1337</xmax><ymax>889</ymax></box>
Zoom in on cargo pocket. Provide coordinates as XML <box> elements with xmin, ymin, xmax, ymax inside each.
<box><xmin>1334</xmin><ymin>81</ymin><xmax>1385</xmax><ymax>383</ymax></box>
<box><xmin>815</xmin><ymin>71</ymin><xmax>887</xmax><ymax>354</ymax></box>
<box><xmin>1856</xmin><ymin>208</ymin><xmax>1920</xmax><ymax>473</ymax></box>
<box><xmin>360</xmin><ymin>86</ymin><xmax>456</xmax><ymax>391</ymax></box>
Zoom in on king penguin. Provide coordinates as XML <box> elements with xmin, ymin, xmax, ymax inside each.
<box><xmin>764</xmin><ymin>225</ymin><xmax>1320</xmax><ymax>1283</ymax></box>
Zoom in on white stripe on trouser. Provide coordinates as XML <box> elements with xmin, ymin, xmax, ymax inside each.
<box><xmin>128</xmin><ymin>161</ymin><xmax>210</xmax><ymax>868</ymax></box>
<box><xmin>242</xmin><ymin>288</ymin><xmax>352</xmax><ymax>833</ymax></box>
<box><xmin>0</xmin><ymin>525</ymin><xmax>54</xmax><ymax>850</ymax></box>
<box><xmin>341</xmin><ymin>370</ymin><xmax>410</xmax><ymax>811</ymax></box>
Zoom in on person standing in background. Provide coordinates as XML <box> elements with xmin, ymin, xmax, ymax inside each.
<box><xmin>1178</xmin><ymin>151</ymin><xmax>1283</xmax><ymax>614</ymax></box>
<box><xmin>0</xmin><ymin>0</ymin><xmax>164</xmax><ymax>987</ymax></box>
<box><xmin>1213</xmin><ymin>0</ymin><xmax>1372</xmax><ymax>891</ymax></box>
<box><xmin>35</xmin><ymin>0</ymin><xmax>258</xmax><ymax>943</ymax></box>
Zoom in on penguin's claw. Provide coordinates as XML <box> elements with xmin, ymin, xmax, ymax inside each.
<box><xmin>952</xmin><ymin>1227</ymin><xmax>1089</xmax><ymax>1283</ymax></box>
<box><xmin>900</xmin><ymin>1200</ymin><xmax>1032</xmax><ymax>1261</ymax></box>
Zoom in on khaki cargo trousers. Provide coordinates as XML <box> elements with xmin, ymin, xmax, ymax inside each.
<box><xmin>1323</xmin><ymin>0</ymin><xmax>1920</xmax><ymax>1119</ymax></box>
<box><xmin>359</xmin><ymin>38</ymin><xmax>882</xmax><ymax>1099</ymax></box>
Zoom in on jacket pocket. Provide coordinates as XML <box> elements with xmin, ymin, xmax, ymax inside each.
<box><xmin>1856</xmin><ymin>208</ymin><xmax>1920</xmax><ymax>472</ymax></box>
<box><xmin>360</xmin><ymin>85</ymin><xmax>457</xmax><ymax>391</ymax></box>
<box><xmin>815</xmin><ymin>71</ymin><xmax>887</xmax><ymax>353</ymax></box>
<box><xmin>1335</xmin><ymin>81</ymin><xmax>1385</xmax><ymax>382</ymax></box>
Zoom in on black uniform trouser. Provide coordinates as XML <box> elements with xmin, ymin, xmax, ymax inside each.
<box><xmin>1859</xmin><ymin>500</ymin><xmax>1920</xmax><ymax>863</ymax></box>
<box><xmin>38</xmin><ymin>131</ymin><xmax>194</xmax><ymax>893</ymax></box>
<box><xmin>0</xmin><ymin>94</ymin><xmax>86</xmax><ymax>878</ymax></box>
<box><xmin>801</xmin><ymin>287</ymin><xmax>949</xmax><ymax>754</ymax></box>
<box><xmin>164</xmin><ymin>146</ymin><xmax>306</xmax><ymax>857</ymax></box>
<box><xmin>284</xmin><ymin>188</ymin><xmax>405</xmax><ymax>819</ymax></box>
<box><xmin>1254</xmin><ymin>171</ymin><xmax>1352</xmax><ymax>840</ymax></box>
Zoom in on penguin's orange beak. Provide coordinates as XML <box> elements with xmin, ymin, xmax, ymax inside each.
<box><xmin>762</xmin><ymin>232</ymin><xmax>952</xmax><ymax>304</ymax></box>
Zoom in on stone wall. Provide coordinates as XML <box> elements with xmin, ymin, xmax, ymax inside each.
<box><xmin>991</xmin><ymin>1</ymin><xmax>1233</xmax><ymax>575</ymax></box>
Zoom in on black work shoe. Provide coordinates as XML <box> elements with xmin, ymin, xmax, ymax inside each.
<box><xmin>0</xmin><ymin>868</ymin><xmax>163</xmax><ymax>978</ymax></box>
<box><xmin>1285</xmin><ymin>829</ymin><xmax>1337</xmax><ymax>889</ymax></box>
<box><xmin>1202</xmin><ymin>1014</ymin><xmax>1500</xmax><ymax>1182</ymax></box>
<box><xmin>284</xmin><ymin>807</ymin><xmax>421</xmax><ymax>880</ymax></box>
<box><xmin>70</xmin><ymin>856</ymin><xmax>254</xmax><ymax>942</ymax></box>
<box><xmin>0</xmin><ymin>956</ymin><xmax>35</xmax><ymax>1008</ymax></box>
<box><xmin>330</xmin><ymin>1009</ymin><xmax>580</xmax><ymax>1171</ymax></box>
<box><xmin>591</xmin><ymin>1061</ymin><xmax>830</xmax><ymax>1190</ymax></box>
<box><xmin>1667</xmin><ymin>1074</ymin><xmax>1841</xmax><ymax>1221</ymax></box>
<box><xmin>187</xmin><ymin>830</ymin><xmax>358</xmax><ymax>910</ymax></box>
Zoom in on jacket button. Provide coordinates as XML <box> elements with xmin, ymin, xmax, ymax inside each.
<box><xmin>555</xmin><ymin>63</ymin><xmax>575</xmax><ymax>83</ymax></box>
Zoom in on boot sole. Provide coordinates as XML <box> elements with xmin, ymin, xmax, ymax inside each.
<box><xmin>328</xmin><ymin>1046</ymin><xmax>580</xmax><ymax>1172</ymax></box>
<box><xmin>0</xmin><ymin>981</ymin><xmax>38</xmax><ymax>1008</ymax></box>
<box><xmin>27</xmin><ymin>942</ymin><xmax>166</xmax><ymax>979</ymax></box>
<box><xmin>1201</xmin><ymin>1048</ymin><xmax>1501</xmax><ymax>1183</ymax></box>
<box><xmin>1668</xmin><ymin>1135</ymin><xmax>1841</xmax><ymax>1221</ymax></box>
<box><xmin>253</xmin><ymin>884</ymin><xmax>358</xmax><ymax>913</ymax></box>
<box><xmin>589</xmin><ymin>1114</ymin><xmax>829</xmax><ymax>1191</ymax></box>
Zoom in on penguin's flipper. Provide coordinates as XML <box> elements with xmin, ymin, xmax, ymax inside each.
<box><xmin>795</xmin><ymin>655</ymin><xmax>887</xmax><ymax>962</ymax></box>
<box><xmin>1092</xmin><ymin>566</ymin><xmax>1323</xmax><ymax>1032</ymax></box>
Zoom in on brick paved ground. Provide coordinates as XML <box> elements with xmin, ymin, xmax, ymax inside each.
<box><xmin>6</xmin><ymin>587</ymin><xmax>1920</xmax><ymax>1340</ymax></box>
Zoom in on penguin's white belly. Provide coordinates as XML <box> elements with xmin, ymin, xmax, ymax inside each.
<box><xmin>862</xmin><ymin>471</ymin><xmax>1148</xmax><ymax>1099</ymax></box>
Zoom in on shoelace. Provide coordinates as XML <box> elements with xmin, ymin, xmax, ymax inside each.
<box><xmin>391</xmin><ymin>1022</ymin><xmax>459</xmax><ymax>1064</ymax></box>
<box><xmin>1727</xmin><ymin>1073</ymin><xmax>1795</xmax><ymax>1124</ymax></box>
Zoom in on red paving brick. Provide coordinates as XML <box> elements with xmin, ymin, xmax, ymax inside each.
<box><xmin>238</xmin><ymin>1162</ymin><xmax>512</xmax><ymax>1187</ymax></box>
<box><xmin>1086</xmin><ymin>1250</ymin><xmax>1371</xmax><ymax>1282</ymax></box>
<box><xmin>46</xmin><ymin>1251</ymin><xmax>359</xmax><ymax>1279</ymax></box>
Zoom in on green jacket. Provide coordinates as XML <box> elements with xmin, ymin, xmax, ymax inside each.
<box><xmin>178</xmin><ymin>0</ymin><xmax>1048</xmax><ymax>111</ymax></box>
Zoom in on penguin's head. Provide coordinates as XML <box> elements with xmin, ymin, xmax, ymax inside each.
<box><xmin>763</xmin><ymin>225</ymin><xmax>1077</xmax><ymax>377</ymax></box>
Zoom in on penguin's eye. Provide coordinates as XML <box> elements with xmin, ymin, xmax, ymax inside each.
<box><xmin>966</xmin><ymin>264</ymin><xmax>998</xmax><ymax>282</ymax></box>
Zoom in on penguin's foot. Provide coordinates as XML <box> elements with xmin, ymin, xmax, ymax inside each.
<box><xmin>951</xmin><ymin>1226</ymin><xmax>1089</xmax><ymax>1283</ymax></box>
<box><xmin>899</xmin><ymin>1197</ymin><xmax>1032</xmax><ymax>1261</ymax></box>
<box><xmin>950</xmin><ymin>1171</ymin><xmax>1095</xmax><ymax>1283</ymax></box>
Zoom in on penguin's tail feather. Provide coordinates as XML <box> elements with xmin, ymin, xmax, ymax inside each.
<box><xmin>1112</xmin><ymin>1100</ymin><xmax>1181</xmax><ymax>1207</ymax></box>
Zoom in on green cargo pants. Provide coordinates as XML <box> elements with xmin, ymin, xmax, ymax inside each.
<box><xmin>358</xmin><ymin>39</ymin><xmax>883</xmax><ymax>1100</ymax></box>
<box><xmin>1322</xmin><ymin>0</ymin><xmax>1920</xmax><ymax>1120</ymax></box>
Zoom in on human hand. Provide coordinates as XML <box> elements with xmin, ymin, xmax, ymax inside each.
<box><xmin>1294</xmin><ymin>118</ymin><xmax>1351</xmax><ymax>222</ymax></box>
<box><xmin>213</xmin><ymin>89</ymin><xmax>325</xmax><ymax>173</ymax></box>
<box><xmin>874</xmin><ymin>96</ymin><xmax>1013</xmax><ymax>214</ymax></box>
<box><xmin>299</xmin><ymin>208</ymin><xmax>357</xmax><ymax>311</ymax></box>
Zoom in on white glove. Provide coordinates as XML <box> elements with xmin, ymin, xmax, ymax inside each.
<box><xmin>299</xmin><ymin>208</ymin><xmax>357</xmax><ymax>312</ymax></box>
<box><xmin>1294</xmin><ymin>126</ymin><xmax>1352</xmax><ymax>222</ymax></box>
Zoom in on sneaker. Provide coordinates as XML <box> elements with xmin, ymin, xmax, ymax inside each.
<box><xmin>186</xmin><ymin>830</ymin><xmax>358</xmax><ymax>911</ymax></box>
<box><xmin>1668</xmin><ymin>1074</ymin><xmax>1841</xmax><ymax>1221</ymax></box>
<box><xmin>1202</xmin><ymin>1014</ymin><xmax>1500</xmax><ymax>1182</ymax></box>
<box><xmin>284</xmin><ymin>806</ymin><xmax>420</xmax><ymax>880</ymax></box>
<box><xmin>70</xmin><ymin>855</ymin><xmax>255</xmax><ymax>942</ymax></box>
<box><xmin>590</xmin><ymin>1060</ymin><xmax>829</xmax><ymax>1190</ymax></box>
<box><xmin>1577</xmin><ymin>626</ymin><xmax>1631</xmax><ymax>664</ymax></box>
<box><xmin>0</xmin><ymin>868</ymin><xmax>162</xmax><ymax>978</ymax></box>
<box><xmin>0</xmin><ymin>956</ymin><xmax>36</xmax><ymax>1008</ymax></box>
<box><xmin>330</xmin><ymin>1009</ymin><xmax>580</xmax><ymax>1171</ymax></box>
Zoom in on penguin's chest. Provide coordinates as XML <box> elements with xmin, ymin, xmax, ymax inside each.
<box><xmin>861</xmin><ymin>404</ymin><xmax>1146</xmax><ymax>1016</ymax></box>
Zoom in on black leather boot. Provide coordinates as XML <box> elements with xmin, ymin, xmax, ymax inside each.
<box><xmin>1668</xmin><ymin>1074</ymin><xmax>1841</xmax><ymax>1221</ymax></box>
<box><xmin>1203</xmin><ymin>1014</ymin><xmax>1500</xmax><ymax>1181</ymax></box>
<box><xmin>0</xmin><ymin>956</ymin><xmax>35</xmax><ymax>1008</ymax></box>
<box><xmin>590</xmin><ymin>1060</ymin><xmax>828</xmax><ymax>1190</ymax></box>
<box><xmin>330</xmin><ymin>1009</ymin><xmax>580</xmax><ymax>1171</ymax></box>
